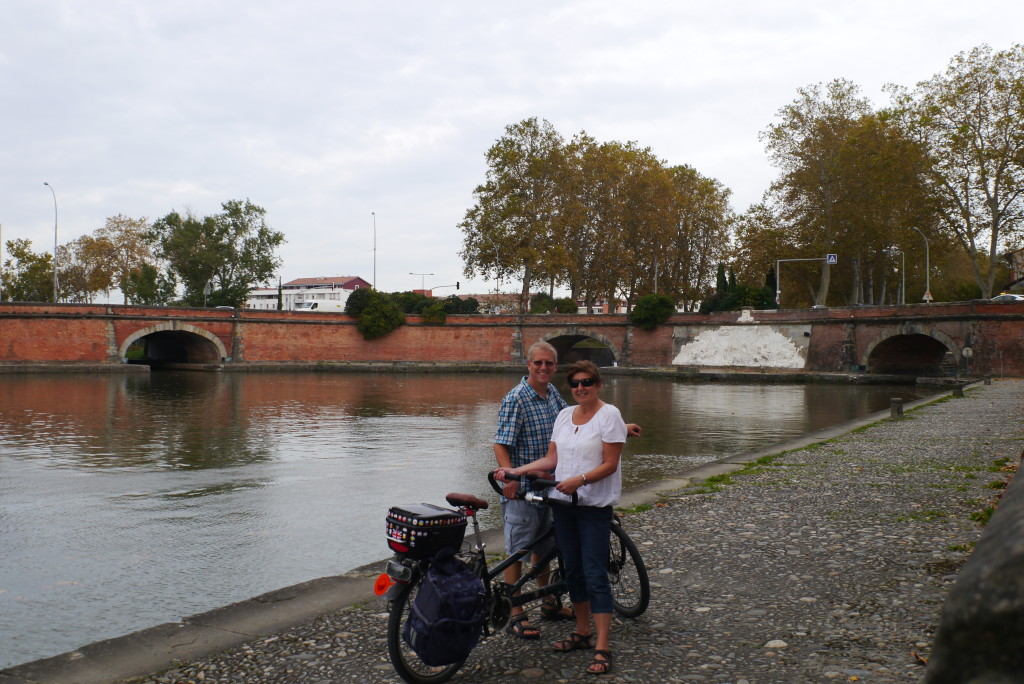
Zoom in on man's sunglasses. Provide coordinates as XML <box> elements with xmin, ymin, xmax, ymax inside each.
<box><xmin>531</xmin><ymin>360</ymin><xmax>556</xmax><ymax>367</ymax></box>
<box><xmin>568</xmin><ymin>377</ymin><xmax>597</xmax><ymax>388</ymax></box>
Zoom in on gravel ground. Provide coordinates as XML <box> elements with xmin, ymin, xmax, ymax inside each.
<box><xmin>134</xmin><ymin>380</ymin><xmax>1023</xmax><ymax>684</ymax></box>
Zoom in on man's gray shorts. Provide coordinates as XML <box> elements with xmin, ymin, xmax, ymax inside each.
<box><xmin>502</xmin><ymin>498</ymin><xmax>555</xmax><ymax>556</ymax></box>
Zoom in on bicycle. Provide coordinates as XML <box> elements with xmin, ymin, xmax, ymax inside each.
<box><xmin>375</xmin><ymin>472</ymin><xmax>651</xmax><ymax>684</ymax></box>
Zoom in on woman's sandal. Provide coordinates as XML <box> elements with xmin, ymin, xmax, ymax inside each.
<box><xmin>506</xmin><ymin>613</ymin><xmax>540</xmax><ymax>640</ymax></box>
<box><xmin>540</xmin><ymin>600</ymin><xmax>574</xmax><ymax>621</ymax></box>
<box><xmin>587</xmin><ymin>650</ymin><xmax>613</xmax><ymax>675</ymax></box>
<box><xmin>552</xmin><ymin>632</ymin><xmax>594</xmax><ymax>652</ymax></box>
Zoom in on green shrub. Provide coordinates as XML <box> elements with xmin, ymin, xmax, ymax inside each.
<box><xmin>422</xmin><ymin>301</ymin><xmax>447</xmax><ymax>324</ymax></box>
<box><xmin>554</xmin><ymin>297</ymin><xmax>577</xmax><ymax>314</ymax></box>
<box><xmin>355</xmin><ymin>291</ymin><xmax>406</xmax><ymax>339</ymax></box>
<box><xmin>630</xmin><ymin>293</ymin><xmax>676</xmax><ymax>330</ymax></box>
<box><xmin>345</xmin><ymin>287</ymin><xmax>372</xmax><ymax>317</ymax></box>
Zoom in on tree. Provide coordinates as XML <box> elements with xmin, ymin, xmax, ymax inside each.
<box><xmin>1</xmin><ymin>239</ymin><xmax>53</xmax><ymax>302</ymax></box>
<box><xmin>459</xmin><ymin>118</ymin><xmax>565</xmax><ymax>312</ymax></box>
<box><xmin>123</xmin><ymin>263</ymin><xmax>176</xmax><ymax>305</ymax></box>
<box><xmin>94</xmin><ymin>215</ymin><xmax>154</xmax><ymax>304</ymax></box>
<box><xmin>888</xmin><ymin>44</ymin><xmax>1024</xmax><ymax>298</ymax></box>
<box><xmin>761</xmin><ymin>79</ymin><xmax>874</xmax><ymax>305</ymax></box>
<box><xmin>657</xmin><ymin>165</ymin><xmax>732</xmax><ymax>311</ymax></box>
<box><xmin>149</xmin><ymin>199</ymin><xmax>285</xmax><ymax>307</ymax></box>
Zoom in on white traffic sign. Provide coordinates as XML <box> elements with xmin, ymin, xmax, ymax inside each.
<box><xmin>923</xmin><ymin>290</ymin><xmax>933</xmax><ymax>302</ymax></box>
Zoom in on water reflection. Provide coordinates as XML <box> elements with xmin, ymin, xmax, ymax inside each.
<box><xmin>0</xmin><ymin>371</ymin><xmax>930</xmax><ymax>668</ymax></box>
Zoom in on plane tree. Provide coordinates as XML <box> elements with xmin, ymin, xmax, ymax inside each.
<box><xmin>888</xmin><ymin>43</ymin><xmax>1024</xmax><ymax>298</ymax></box>
<box><xmin>149</xmin><ymin>199</ymin><xmax>285</xmax><ymax>307</ymax></box>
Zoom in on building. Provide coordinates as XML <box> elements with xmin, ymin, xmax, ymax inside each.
<box><xmin>246</xmin><ymin>276</ymin><xmax>372</xmax><ymax>311</ymax></box>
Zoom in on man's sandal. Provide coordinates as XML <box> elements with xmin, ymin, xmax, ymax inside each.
<box><xmin>587</xmin><ymin>650</ymin><xmax>613</xmax><ymax>675</ymax></box>
<box><xmin>552</xmin><ymin>632</ymin><xmax>594</xmax><ymax>652</ymax></box>
<box><xmin>540</xmin><ymin>600</ymin><xmax>574</xmax><ymax>621</ymax></box>
<box><xmin>506</xmin><ymin>613</ymin><xmax>540</xmax><ymax>640</ymax></box>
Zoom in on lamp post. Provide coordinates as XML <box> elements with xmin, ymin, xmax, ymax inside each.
<box><xmin>371</xmin><ymin>211</ymin><xmax>376</xmax><ymax>290</ymax></box>
<box><xmin>43</xmin><ymin>182</ymin><xmax>58</xmax><ymax>302</ymax></box>
<box><xmin>911</xmin><ymin>227</ymin><xmax>931</xmax><ymax>302</ymax></box>
<box><xmin>885</xmin><ymin>248</ymin><xmax>905</xmax><ymax>305</ymax></box>
<box><xmin>409</xmin><ymin>272</ymin><xmax>434</xmax><ymax>293</ymax></box>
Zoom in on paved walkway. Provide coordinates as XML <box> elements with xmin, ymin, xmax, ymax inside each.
<box><xmin>21</xmin><ymin>380</ymin><xmax>1024</xmax><ymax>684</ymax></box>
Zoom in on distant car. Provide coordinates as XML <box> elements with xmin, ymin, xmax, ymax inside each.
<box><xmin>990</xmin><ymin>294</ymin><xmax>1024</xmax><ymax>301</ymax></box>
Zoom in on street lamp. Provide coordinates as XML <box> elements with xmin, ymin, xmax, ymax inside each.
<box><xmin>371</xmin><ymin>212</ymin><xmax>377</xmax><ymax>290</ymax></box>
<box><xmin>43</xmin><ymin>182</ymin><xmax>58</xmax><ymax>302</ymax></box>
<box><xmin>911</xmin><ymin>227</ymin><xmax>931</xmax><ymax>302</ymax></box>
<box><xmin>885</xmin><ymin>248</ymin><xmax>905</xmax><ymax>305</ymax></box>
<box><xmin>409</xmin><ymin>272</ymin><xmax>434</xmax><ymax>293</ymax></box>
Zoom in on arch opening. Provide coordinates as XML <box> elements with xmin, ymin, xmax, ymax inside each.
<box><xmin>120</xmin><ymin>324</ymin><xmax>228</xmax><ymax>367</ymax></box>
<box><xmin>545</xmin><ymin>334</ymin><xmax>617</xmax><ymax>367</ymax></box>
<box><xmin>866</xmin><ymin>333</ymin><xmax>951</xmax><ymax>376</ymax></box>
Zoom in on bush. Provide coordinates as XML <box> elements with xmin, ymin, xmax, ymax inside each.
<box><xmin>345</xmin><ymin>287</ymin><xmax>372</xmax><ymax>317</ymax></box>
<box><xmin>459</xmin><ymin>296</ymin><xmax>480</xmax><ymax>314</ymax></box>
<box><xmin>422</xmin><ymin>301</ymin><xmax>447</xmax><ymax>324</ymax></box>
<box><xmin>630</xmin><ymin>293</ymin><xmax>676</xmax><ymax>330</ymax></box>
<box><xmin>355</xmin><ymin>291</ymin><xmax>406</xmax><ymax>339</ymax></box>
<box><xmin>530</xmin><ymin>292</ymin><xmax>555</xmax><ymax>313</ymax></box>
<box><xmin>553</xmin><ymin>297</ymin><xmax>578</xmax><ymax>314</ymax></box>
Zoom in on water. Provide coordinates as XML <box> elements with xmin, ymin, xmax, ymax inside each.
<box><xmin>0</xmin><ymin>371</ymin><xmax>931</xmax><ymax>667</ymax></box>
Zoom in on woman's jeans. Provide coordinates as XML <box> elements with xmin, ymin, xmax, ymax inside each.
<box><xmin>552</xmin><ymin>504</ymin><xmax>613</xmax><ymax>614</ymax></box>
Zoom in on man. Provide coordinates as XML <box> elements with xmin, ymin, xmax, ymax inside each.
<box><xmin>494</xmin><ymin>341</ymin><xmax>638</xmax><ymax>638</ymax></box>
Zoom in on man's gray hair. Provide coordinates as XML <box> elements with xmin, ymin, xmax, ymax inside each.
<box><xmin>527</xmin><ymin>340</ymin><xmax>558</xmax><ymax>362</ymax></box>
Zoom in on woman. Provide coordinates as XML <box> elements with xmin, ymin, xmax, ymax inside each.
<box><xmin>495</xmin><ymin>360</ymin><xmax>626</xmax><ymax>675</ymax></box>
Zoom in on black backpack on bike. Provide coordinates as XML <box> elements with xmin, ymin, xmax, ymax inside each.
<box><xmin>404</xmin><ymin>547</ymin><xmax>485</xmax><ymax>666</ymax></box>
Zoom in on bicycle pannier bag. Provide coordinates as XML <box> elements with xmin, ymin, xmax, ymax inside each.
<box><xmin>403</xmin><ymin>547</ymin><xmax>484</xmax><ymax>666</ymax></box>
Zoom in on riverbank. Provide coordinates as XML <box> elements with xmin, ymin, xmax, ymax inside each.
<box><xmin>3</xmin><ymin>380</ymin><xmax>1019</xmax><ymax>683</ymax></box>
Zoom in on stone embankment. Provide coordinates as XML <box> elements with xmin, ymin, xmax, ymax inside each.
<box><xmin>3</xmin><ymin>380</ymin><xmax>1021</xmax><ymax>684</ymax></box>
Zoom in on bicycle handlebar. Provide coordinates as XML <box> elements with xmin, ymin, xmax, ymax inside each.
<box><xmin>487</xmin><ymin>470</ymin><xmax>578</xmax><ymax>506</ymax></box>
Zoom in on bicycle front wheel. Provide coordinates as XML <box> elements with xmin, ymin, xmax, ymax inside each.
<box><xmin>386</xmin><ymin>576</ymin><xmax>466</xmax><ymax>684</ymax></box>
<box><xmin>608</xmin><ymin>520</ymin><xmax>650</xmax><ymax>618</ymax></box>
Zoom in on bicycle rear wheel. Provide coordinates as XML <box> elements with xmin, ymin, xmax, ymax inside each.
<box><xmin>608</xmin><ymin>519</ymin><xmax>650</xmax><ymax>618</ymax></box>
<box><xmin>386</xmin><ymin>576</ymin><xmax>466</xmax><ymax>684</ymax></box>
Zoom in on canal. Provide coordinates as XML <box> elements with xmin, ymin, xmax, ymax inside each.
<box><xmin>0</xmin><ymin>371</ymin><xmax>933</xmax><ymax>667</ymax></box>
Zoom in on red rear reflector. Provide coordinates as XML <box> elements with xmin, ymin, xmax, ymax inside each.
<box><xmin>388</xmin><ymin>540</ymin><xmax>409</xmax><ymax>553</ymax></box>
<box><xmin>374</xmin><ymin>573</ymin><xmax>394</xmax><ymax>596</ymax></box>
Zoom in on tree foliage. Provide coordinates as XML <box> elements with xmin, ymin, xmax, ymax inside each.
<box><xmin>460</xmin><ymin>119</ymin><xmax>730</xmax><ymax>313</ymax></box>
<box><xmin>888</xmin><ymin>44</ymin><xmax>1024</xmax><ymax>298</ymax></box>
<box><xmin>459</xmin><ymin>118</ymin><xmax>565</xmax><ymax>313</ymax></box>
<box><xmin>123</xmin><ymin>263</ymin><xmax>177</xmax><ymax>305</ymax></box>
<box><xmin>149</xmin><ymin>200</ymin><xmax>284</xmax><ymax>307</ymax></box>
<box><xmin>1</xmin><ymin>239</ymin><xmax>53</xmax><ymax>302</ymax></box>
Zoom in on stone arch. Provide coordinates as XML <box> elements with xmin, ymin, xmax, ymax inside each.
<box><xmin>862</xmin><ymin>325</ymin><xmax>960</xmax><ymax>376</ymax></box>
<box><xmin>119</xmin><ymin>322</ymin><xmax>228</xmax><ymax>363</ymax></box>
<box><xmin>538</xmin><ymin>328</ymin><xmax>620</xmax><ymax>366</ymax></box>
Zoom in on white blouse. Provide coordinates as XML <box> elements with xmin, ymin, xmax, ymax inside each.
<box><xmin>549</xmin><ymin>403</ymin><xmax>627</xmax><ymax>507</ymax></box>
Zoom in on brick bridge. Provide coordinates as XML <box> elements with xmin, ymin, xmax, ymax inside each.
<box><xmin>2</xmin><ymin>300</ymin><xmax>1023</xmax><ymax>376</ymax></box>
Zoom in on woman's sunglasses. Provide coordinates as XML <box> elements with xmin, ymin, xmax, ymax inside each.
<box><xmin>567</xmin><ymin>377</ymin><xmax>597</xmax><ymax>388</ymax></box>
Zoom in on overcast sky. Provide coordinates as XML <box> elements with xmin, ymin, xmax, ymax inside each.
<box><xmin>3</xmin><ymin>1</ymin><xmax>1022</xmax><ymax>298</ymax></box>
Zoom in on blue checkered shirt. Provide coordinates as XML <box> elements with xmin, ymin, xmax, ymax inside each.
<box><xmin>494</xmin><ymin>376</ymin><xmax>569</xmax><ymax>469</ymax></box>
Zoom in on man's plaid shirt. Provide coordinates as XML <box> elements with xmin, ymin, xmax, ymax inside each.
<box><xmin>494</xmin><ymin>376</ymin><xmax>569</xmax><ymax>468</ymax></box>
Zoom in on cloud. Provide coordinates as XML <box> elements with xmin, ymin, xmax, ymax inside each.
<box><xmin>2</xmin><ymin>0</ymin><xmax>1022</xmax><ymax>294</ymax></box>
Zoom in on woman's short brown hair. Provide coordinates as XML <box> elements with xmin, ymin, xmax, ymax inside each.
<box><xmin>566</xmin><ymin>360</ymin><xmax>601</xmax><ymax>385</ymax></box>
